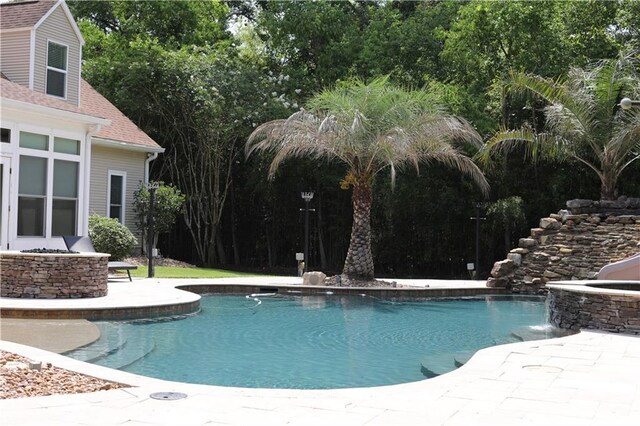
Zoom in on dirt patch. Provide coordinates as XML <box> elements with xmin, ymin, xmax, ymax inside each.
<box><xmin>0</xmin><ymin>350</ymin><xmax>129</xmax><ymax>399</ymax></box>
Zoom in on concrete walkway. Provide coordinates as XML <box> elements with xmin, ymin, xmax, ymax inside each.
<box><xmin>1</xmin><ymin>332</ymin><xmax>639</xmax><ymax>425</ymax></box>
<box><xmin>1</xmin><ymin>278</ymin><xmax>639</xmax><ymax>425</ymax></box>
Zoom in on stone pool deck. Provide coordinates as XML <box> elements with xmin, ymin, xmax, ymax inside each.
<box><xmin>1</xmin><ymin>277</ymin><xmax>639</xmax><ymax>425</ymax></box>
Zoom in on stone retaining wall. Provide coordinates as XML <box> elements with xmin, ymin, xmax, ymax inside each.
<box><xmin>0</xmin><ymin>252</ymin><xmax>108</xmax><ymax>298</ymax></box>
<box><xmin>487</xmin><ymin>197</ymin><xmax>640</xmax><ymax>294</ymax></box>
<box><xmin>548</xmin><ymin>286</ymin><xmax>640</xmax><ymax>334</ymax></box>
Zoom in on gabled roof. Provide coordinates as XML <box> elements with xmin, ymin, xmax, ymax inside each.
<box><xmin>1</xmin><ymin>74</ymin><xmax>93</xmax><ymax>116</ymax></box>
<box><xmin>80</xmin><ymin>80</ymin><xmax>162</xmax><ymax>151</ymax></box>
<box><xmin>0</xmin><ymin>0</ymin><xmax>57</xmax><ymax>30</ymax></box>
<box><xmin>0</xmin><ymin>0</ymin><xmax>83</xmax><ymax>44</ymax></box>
<box><xmin>0</xmin><ymin>75</ymin><xmax>162</xmax><ymax>151</ymax></box>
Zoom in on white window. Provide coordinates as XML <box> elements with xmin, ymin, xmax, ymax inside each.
<box><xmin>17</xmin><ymin>131</ymin><xmax>81</xmax><ymax>237</ymax></box>
<box><xmin>46</xmin><ymin>41</ymin><xmax>67</xmax><ymax>98</ymax></box>
<box><xmin>18</xmin><ymin>155</ymin><xmax>47</xmax><ymax>236</ymax></box>
<box><xmin>107</xmin><ymin>171</ymin><xmax>126</xmax><ymax>224</ymax></box>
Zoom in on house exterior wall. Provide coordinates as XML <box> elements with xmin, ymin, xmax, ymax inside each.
<box><xmin>0</xmin><ymin>108</ymin><xmax>90</xmax><ymax>251</ymax></box>
<box><xmin>90</xmin><ymin>144</ymin><xmax>146</xmax><ymax>246</ymax></box>
<box><xmin>33</xmin><ymin>6</ymin><xmax>81</xmax><ymax>106</ymax></box>
<box><xmin>0</xmin><ymin>30</ymin><xmax>31</xmax><ymax>87</ymax></box>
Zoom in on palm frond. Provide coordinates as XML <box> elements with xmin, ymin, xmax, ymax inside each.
<box><xmin>508</xmin><ymin>70</ymin><xmax>596</xmax><ymax>136</ymax></box>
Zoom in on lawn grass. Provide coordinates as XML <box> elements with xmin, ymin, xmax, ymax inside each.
<box><xmin>130</xmin><ymin>265</ymin><xmax>262</xmax><ymax>279</ymax></box>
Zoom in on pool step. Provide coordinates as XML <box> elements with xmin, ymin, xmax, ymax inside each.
<box><xmin>94</xmin><ymin>336</ymin><xmax>156</xmax><ymax>370</ymax></box>
<box><xmin>64</xmin><ymin>323</ymin><xmax>127</xmax><ymax>363</ymax></box>
<box><xmin>65</xmin><ymin>322</ymin><xmax>156</xmax><ymax>370</ymax></box>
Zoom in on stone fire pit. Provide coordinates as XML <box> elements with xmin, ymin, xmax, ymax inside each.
<box><xmin>0</xmin><ymin>251</ymin><xmax>108</xmax><ymax>298</ymax></box>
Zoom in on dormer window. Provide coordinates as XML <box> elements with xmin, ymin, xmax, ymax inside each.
<box><xmin>46</xmin><ymin>41</ymin><xmax>67</xmax><ymax>98</ymax></box>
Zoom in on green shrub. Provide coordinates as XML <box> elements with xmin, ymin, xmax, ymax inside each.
<box><xmin>88</xmin><ymin>215</ymin><xmax>137</xmax><ymax>260</ymax></box>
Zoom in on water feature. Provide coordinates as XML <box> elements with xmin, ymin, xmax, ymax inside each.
<box><xmin>66</xmin><ymin>294</ymin><xmax>556</xmax><ymax>389</ymax></box>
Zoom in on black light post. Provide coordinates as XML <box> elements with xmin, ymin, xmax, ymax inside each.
<box><xmin>470</xmin><ymin>203</ymin><xmax>486</xmax><ymax>280</ymax></box>
<box><xmin>147</xmin><ymin>182</ymin><xmax>159</xmax><ymax>278</ymax></box>
<box><xmin>300</xmin><ymin>191</ymin><xmax>315</xmax><ymax>273</ymax></box>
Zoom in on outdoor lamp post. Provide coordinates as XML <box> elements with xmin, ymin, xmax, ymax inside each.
<box><xmin>147</xmin><ymin>181</ymin><xmax>160</xmax><ymax>278</ymax></box>
<box><xmin>470</xmin><ymin>202</ymin><xmax>486</xmax><ymax>280</ymax></box>
<box><xmin>300</xmin><ymin>191</ymin><xmax>315</xmax><ymax>273</ymax></box>
<box><xmin>620</xmin><ymin>97</ymin><xmax>640</xmax><ymax>110</ymax></box>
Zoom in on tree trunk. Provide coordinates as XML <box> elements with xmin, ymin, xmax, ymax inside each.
<box><xmin>216</xmin><ymin>231</ymin><xmax>227</xmax><ymax>265</ymax></box>
<box><xmin>504</xmin><ymin>224</ymin><xmax>511</xmax><ymax>256</ymax></box>
<box><xmin>342</xmin><ymin>183</ymin><xmax>374</xmax><ymax>279</ymax></box>
<box><xmin>230</xmin><ymin>181</ymin><xmax>240</xmax><ymax>266</ymax></box>
<box><xmin>317</xmin><ymin>200</ymin><xmax>328</xmax><ymax>270</ymax></box>
<box><xmin>600</xmin><ymin>173</ymin><xmax>618</xmax><ymax>201</ymax></box>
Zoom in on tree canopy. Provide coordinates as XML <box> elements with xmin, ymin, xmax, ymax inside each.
<box><xmin>72</xmin><ymin>0</ymin><xmax>640</xmax><ymax>277</ymax></box>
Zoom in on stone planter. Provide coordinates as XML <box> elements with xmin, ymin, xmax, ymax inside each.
<box><xmin>0</xmin><ymin>251</ymin><xmax>109</xmax><ymax>298</ymax></box>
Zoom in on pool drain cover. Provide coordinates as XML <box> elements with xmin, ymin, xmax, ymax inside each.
<box><xmin>149</xmin><ymin>392</ymin><xmax>188</xmax><ymax>401</ymax></box>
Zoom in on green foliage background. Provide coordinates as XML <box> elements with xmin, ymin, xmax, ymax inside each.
<box><xmin>70</xmin><ymin>0</ymin><xmax>640</xmax><ymax>276</ymax></box>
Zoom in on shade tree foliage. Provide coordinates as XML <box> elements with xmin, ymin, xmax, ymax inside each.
<box><xmin>71</xmin><ymin>0</ymin><xmax>640</xmax><ymax>276</ymax></box>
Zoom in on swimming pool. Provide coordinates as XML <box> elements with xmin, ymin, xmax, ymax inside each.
<box><xmin>66</xmin><ymin>294</ymin><xmax>556</xmax><ymax>389</ymax></box>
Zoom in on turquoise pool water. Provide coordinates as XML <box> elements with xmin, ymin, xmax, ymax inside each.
<box><xmin>67</xmin><ymin>294</ymin><xmax>554</xmax><ymax>389</ymax></box>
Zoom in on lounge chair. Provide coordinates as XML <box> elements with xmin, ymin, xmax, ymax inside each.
<box><xmin>62</xmin><ymin>236</ymin><xmax>137</xmax><ymax>281</ymax></box>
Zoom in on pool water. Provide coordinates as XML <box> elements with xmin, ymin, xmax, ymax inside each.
<box><xmin>67</xmin><ymin>294</ymin><xmax>555</xmax><ymax>389</ymax></box>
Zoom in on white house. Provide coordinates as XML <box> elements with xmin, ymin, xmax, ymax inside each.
<box><xmin>0</xmin><ymin>0</ymin><xmax>164</xmax><ymax>251</ymax></box>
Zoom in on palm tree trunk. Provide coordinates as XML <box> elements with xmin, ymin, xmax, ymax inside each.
<box><xmin>600</xmin><ymin>171</ymin><xmax>618</xmax><ymax>201</ymax></box>
<box><xmin>342</xmin><ymin>183</ymin><xmax>374</xmax><ymax>280</ymax></box>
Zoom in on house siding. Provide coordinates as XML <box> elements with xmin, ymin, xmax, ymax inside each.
<box><xmin>33</xmin><ymin>6</ymin><xmax>81</xmax><ymax>106</ymax></box>
<box><xmin>0</xmin><ymin>30</ymin><xmax>31</xmax><ymax>86</ymax></box>
<box><xmin>90</xmin><ymin>145</ymin><xmax>146</xmax><ymax>249</ymax></box>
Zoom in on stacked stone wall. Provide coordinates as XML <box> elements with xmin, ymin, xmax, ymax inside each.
<box><xmin>0</xmin><ymin>253</ymin><xmax>108</xmax><ymax>298</ymax></box>
<box><xmin>487</xmin><ymin>197</ymin><xmax>640</xmax><ymax>294</ymax></box>
<box><xmin>548</xmin><ymin>288</ymin><xmax>640</xmax><ymax>334</ymax></box>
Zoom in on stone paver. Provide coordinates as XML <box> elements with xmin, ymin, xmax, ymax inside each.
<box><xmin>1</xmin><ymin>331</ymin><xmax>639</xmax><ymax>425</ymax></box>
<box><xmin>1</xmin><ymin>278</ymin><xmax>639</xmax><ymax>425</ymax></box>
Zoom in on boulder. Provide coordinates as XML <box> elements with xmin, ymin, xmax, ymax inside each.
<box><xmin>491</xmin><ymin>259</ymin><xmax>514</xmax><ymax>277</ymax></box>
<box><xmin>566</xmin><ymin>199</ymin><xmax>593</xmax><ymax>209</ymax></box>
<box><xmin>540</xmin><ymin>217</ymin><xmax>561</xmax><ymax>230</ymax></box>
<box><xmin>302</xmin><ymin>271</ymin><xmax>327</xmax><ymax>286</ymax></box>
<box><xmin>486</xmin><ymin>277</ymin><xmax>509</xmax><ymax>288</ymax></box>
<box><xmin>519</xmin><ymin>238</ymin><xmax>537</xmax><ymax>248</ymax></box>
<box><xmin>507</xmin><ymin>253</ymin><xmax>522</xmax><ymax>266</ymax></box>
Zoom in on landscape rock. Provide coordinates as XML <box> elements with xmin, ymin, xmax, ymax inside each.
<box><xmin>491</xmin><ymin>259</ymin><xmax>514</xmax><ymax>277</ymax></box>
<box><xmin>302</xmin><ymin>271</ymin><xmax>327</xmax><ymax>286</ymax></box>
<box><xmin>487</xmin><ymin>199</ymin><xmax>640</xmax><ymax>294</ymax></box>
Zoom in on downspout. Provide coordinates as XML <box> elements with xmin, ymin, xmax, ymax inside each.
<box><xmin>145</xmin><ymin>151</ymin><xmax>159</xmax><ymax>184</ymax></box>
<box><xmin>82</xmin><ymin>124</ymin><xmax>102</xmax><ymax>235</ymax></box>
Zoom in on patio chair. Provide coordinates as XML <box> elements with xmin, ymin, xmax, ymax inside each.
<box><xmin>62</xmin><ymin>235</ymin><xmax>137</xmax><ymax>281</ymax></box>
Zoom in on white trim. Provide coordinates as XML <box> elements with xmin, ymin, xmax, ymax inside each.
<box><xmin>0</xmin><ymin>27</ymin><xmax>33</xmax><ymax>34</ymax></box>
<box><xmin>107</xmin><ymin>170</ymin><xmax>126</xmax><ymax>225</ymax></box>
<box><xmin>33</xmin><ymin>0</ymin><xmax>85</xmax><ymax>46</ymax></box>
<box><xmin>81</xmin><ymin>125</ymin><xmax>100</xmax><ymax>235</ymax></box>
<box><xmin>1</xmin><ymin>98</ymin><xmax>110</xmax><ymax>126</ymax></box>
<box><xmin>28</xmin><ymin>29</ymin><xmax>36</xmax><ymax>90</ymax></box>
<box><xmin>77</xmin><ymin>41</ymin><xmax>82</xmax><ymax>107</ymax></box>
<box><xmin>14</xmin><ymin>127</ymin><xmax>85</xmax><ymax>244</ymax></box>
<box><xmin>92</xmin><ymin>137</ymin><xmax>164</xmax><ymax>153</ymax></box>
<box><xmin>45</xmin><ymin>39</ymin><xmax>68</xmax><ymax>100</ymax></box>
<box><xmin>0</xmin><ymin>156</ymin><xmax>12</xmax><ymax>250</ymax></box>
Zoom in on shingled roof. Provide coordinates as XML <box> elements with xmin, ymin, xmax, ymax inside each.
<box><xmin>1</xmin><ymin>75</ymin><xmax>91</xmax><ymax>116</ymax></box>
<box><xmin>80</xmin><ymin>80</ymin><xmax>161</xmax><ymax>150</ymax></box>
<box><xmin>0</xmin><ymin>0</ymin><xmax>58</xmax><ymax>31</ymax></box>
<box><xmin>1</xmin><ymin>76</ymin><xmax>161</xmax><ymax>150</ymax></box>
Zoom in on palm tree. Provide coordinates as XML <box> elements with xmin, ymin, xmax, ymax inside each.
<box><xmin>246</xmin><ymin>77</ymin><xmax>489</xmax><ymax>281</ymax></box>
<box><xmin>478</xmin><ymin>53</ymin><xmax>640</xmax><ymax>200</ymax></box>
